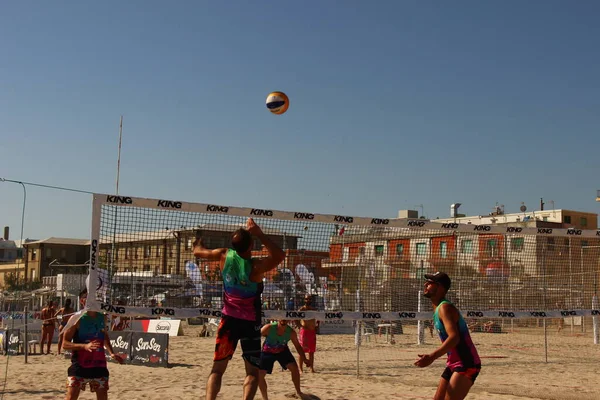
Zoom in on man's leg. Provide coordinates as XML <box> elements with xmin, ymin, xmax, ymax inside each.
<box><xmin>47</xmin><ymin>328</ymin><xmax>54</xmax><ymax>354</ymax></box>
<box><xmin>65</xmin><ymin>386</ymin><xmax>81</xmax><ymax>400</ymax></box>
<box><xmin>57</xmin><ymin>330</ymin><xmax>63</xmax><ymax>354</ymax></box>
<box><xmin>242</xmin><ymin>359</ymin><xmax>260</xmax><ymax>400</ymax></box>
<box><xmin>95</xmin><ymin>388</ymin><xmax>108</xmax><ymax>400</ymax></box>
<box><xmin>205</xmin><ymin>359</ymin><xmax>228</xmax><ymax>400</ymax></box>
<box><xmin>308</xmin><ymin>352</ymin><xmax>315</xmax><ymax>373</ymax></box>
<box><xmin>286</xmin><ymin>362</ymin><xmax>303</xmax><ymax>397</ymax></box>
<box><xmin>445</xmin><ymin>371</ymin><xmax>474</xmax><ymax>400</ymax></box>
<box><xmin>40</xmin><ymin>327</ymin><xmax>47</xmax><ymax>353</ymax></box>
<box><xmin>433</xmin><ymin>377</ymin><xmax>449</xmax><ymax>400</ymax></box>
<box><xmin>258</xmin><ymin>370</ymin><xmax>268</xmax><ymax>400</ymax></box>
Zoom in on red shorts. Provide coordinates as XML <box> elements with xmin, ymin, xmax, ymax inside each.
<box><xmin>299</xmin><ymin>328</ymin><xmax>316</xmax><ymax>353</ymax></box>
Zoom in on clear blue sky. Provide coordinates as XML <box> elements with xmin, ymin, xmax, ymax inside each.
<box><xmin>1</xmin><ymin>1</ymin><xmax>599</xmax><ymax>240</ymax></box>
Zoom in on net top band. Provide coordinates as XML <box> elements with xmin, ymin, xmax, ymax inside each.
<box><xmin>94</xmin><ymin>193</ymin><xmax>600</xmax><ymax>238</ymax></box>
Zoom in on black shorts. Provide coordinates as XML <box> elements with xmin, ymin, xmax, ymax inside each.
<box><xmin>214</xmin><ymin>315</ymin><xmax>261</xmax><ymax>367</ymax></box>
<box><xmin>441</xmin><ymin>365</ymin><xmax>481</xmax><ymax>383</ymax></box>
<box><xmin>67</xmin><ymin>365</ymin><xmax>110</xmax><ymax>379</ymax></box>
<box><xmin>259</xmin><ymin>348</ymin><xmax>296</xmax><ymax>374</ymax></box>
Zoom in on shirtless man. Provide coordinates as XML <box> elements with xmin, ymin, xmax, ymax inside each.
<box><xmin>40</xmin><ymin>300</ymin><xmax>57</xmax><ymax>354</ymax></box>
<box><xmin>298</xmin><ymin>295</ymin><xmax>317</xmax><ymax>373</ymax></box>
<box><xmin>55</xmin><ymin>299</ymin><xmax>75</xmax><ymax>354</ymax></box>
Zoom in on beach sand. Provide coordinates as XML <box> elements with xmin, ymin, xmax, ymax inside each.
<box><xmin>1</xmin><ymin>322</ymin><xmax>599</xmax><ymax>400</ymax></box>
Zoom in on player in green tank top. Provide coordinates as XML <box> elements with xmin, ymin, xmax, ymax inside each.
<box><xmin>193</xmin><ymin>218</ymin><xmax>286</xmax><ymax>400</ymax></box>
<box><xmin>257</xmin><ymin>320</ymin><xmax>310</xmax><ymax>400</ymax></box>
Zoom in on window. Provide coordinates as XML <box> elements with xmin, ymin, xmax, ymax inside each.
<box><xmin>582</xmin><ymin>240</ymin><xmax>589</xmax><ymax>247</ymax></box>
<box><xmin>416</xmin><ymin>243</ymin><xmax>426</xmax><ymax>256</ymax></box>
<box><xmin>0</xmin><ymin>249</ymin><xmax>4</xmax><ymax>258</ymax></box>
<box><xmin>144</xmin><ymin>245</ymin><xmax>151</xmax><ymax>258</ymax></box>
<box><xmin>395</xmin><ymin>244</ymin><xmax>404</xmax><ymax>256</ymax></box>
<box><xmin>460</xmin><ymin>240</ymin><xmax>473</xmax><ymax>254</ymax></box>
<box><xmin>580</xmin><ymin>217</ymin><xmax>588</xmax><ymax>227</ymax></box>
<box><xmin>564</xmin><ymin>216</ymin><xmax>572</xmax><ymax>224</ymax></box>
<box><xmin>374</xmin><ymin>245</ymin><xmax>384</xmax><ymax>257</ymax></box>
<box><xmin>46</xmin><ymin>248</ymin><xmax>52</xmax><ymax>259</ymax></box>
<box><xmin>134</xmin><ymin>248</ymin><xmax>138</xmax><ymax>259</ymax></box>
<box><xmin>359</xmin><ymin>247</ymin><xmax>366</xmax><ymax>256</ymax></box>
<box><xmin>547</xmin><ymin>237</ymin><xmax>555</xmax><ymax>251</ymax></box>
<box><xmin>511</xmin><ymin>237</ymin><xmax>524</xmax><ymax>252</ymax></box>
<box><xmin>31</xmin><ymin>249</ymin><xmax>37</xmax><ymax>261</ymax></box>
<box><xmin>156</xmin><ymin>247</ymin><xmax>162</xmax><ymax>257</ymax></box>
<box><xmin>543</xmin><ymin>217</ymin><xmax>548</xmax><ymax>222</ymax></box>
<box><xmin>440</xmin><ymin>242</ymin><xmax>447</xmax><ymax>258</ymax></box>
<box><xmin>125</xmin><ymin>248</ymin><xmax>130</xmax><ymax>259</ymax></box>
<box><xmin>143</xmin><ymin>264</ymin><xmax>151</xmax><ymax>271</ymax></box>
<box><xmin>169</xmin><ymin>245</ymin><xmax>174</xmax><ymax>258</ymax></box>
<box><xmin>486</xmin><ymin>240</ymin><xmax>497</xmax><ymax>257</ymax></box>
<box><xmin>185</xmin><ymin>238</ymin><xmax>192</xmax><ymax>250</ymax></box>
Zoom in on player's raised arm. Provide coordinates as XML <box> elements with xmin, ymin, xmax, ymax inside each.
<box><xmin>192</xmin><ymin>230</ymin><xmax>228</xmax><ymax>261</ymax></box>
<box><xmin>248</xmin><ymin>219</ymin><xmax>285</xmax><ymax>275</ymax></box>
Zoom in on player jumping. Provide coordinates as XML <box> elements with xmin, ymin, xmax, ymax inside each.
<box><xmin>194</xmin><ymin>218</ymin><xmax>285</xmax><ymax>400</ymax></box>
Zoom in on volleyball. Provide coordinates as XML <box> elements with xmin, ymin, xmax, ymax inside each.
<box><xmin>266</xmin><ymin>91</ymin><xmax>289</xmax><ymax>115</ymax></box>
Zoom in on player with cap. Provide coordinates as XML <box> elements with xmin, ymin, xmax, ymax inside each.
<box><xmin>414</xmin><ymin>272</ymin><xmax>481</xmax><ymax>400</ymax></box>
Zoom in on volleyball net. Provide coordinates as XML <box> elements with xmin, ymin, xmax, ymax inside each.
<box><xmin>87</xmin><ymin>193</ymin><xmax>600</xmax><ymax>332</ymax></box>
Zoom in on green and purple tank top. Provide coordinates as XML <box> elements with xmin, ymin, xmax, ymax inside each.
<box><xmin>222</xmin><ymin>249</ymin><xmax>261</xmax><ymax>321</ymax></box>
<box><xmin>262</xmin><ymin>322</ymin><xmax>293</xmax><ymax>354</ymax></box>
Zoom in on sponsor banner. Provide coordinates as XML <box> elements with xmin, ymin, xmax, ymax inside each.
<box><xmin>93</xmin><ymin>193</ymin><xmax>600</xmax><ymax>238</ymax></box>
<box><xmin>0</xmin><ymin>312</ymin><xmax>36</xmax><ymax>320</ymax></box>
<box><xmin>64</xmin><ymin>331</ymin><xmax>168</xmax><ymax>368</ymax></box>
<box><xmin>130</xmin><ymin>332</ymin><xmax>169</xmax><ymax>368</ymax></box>
<box><xmin>147</xmin><ymin>319</ymin><xmax>183</xmax><ymax>337</ymax></box>
<box><xmin>318</xmin><ymin>320</ymin><xmax>355</xmax><ymax>335</ymax></box>
<box><xmin>106</xmin><ymin>331</ymin><xmax>132</xmax><ymax>364</ymax></box>
<box><xmin>1</xmin><ymin>329</ymin><xmax>21</xmax><ymax>355</ymax></box>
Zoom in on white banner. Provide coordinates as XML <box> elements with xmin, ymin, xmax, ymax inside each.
<box><xmin>147</xmin><ymin>319</ymin><xmax>183</xmax><ymax>337</ymax></box>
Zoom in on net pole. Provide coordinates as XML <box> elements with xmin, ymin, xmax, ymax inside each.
<box><xmin>542</xmin><ymin>246</ymin><xmax>548</xmax><ymax>363</ymax></box>
<box><xmin>417</xmin><ymin>290</ymin><xmax>424</xmax><ymax>345</ymax></box>
<box><xmin>581</xmin><ymin>247</ymin><xmax>585</xmax><ymax>333</ymax></box>
<box><xmin>24</xmin><ymin>305</ymin><xmax>28</xmax><ymax>364</ymax></box>
<box><xmin>355</xmin><ymin>289</ymin><xmax>361</xmax><ymax>377</ymax></box>
<box><xmin>592</xmin><ymin>298</ymin><xmax>599</xmax><ymax>344</ymax></box>
<box><xmin>356</xmin><ymin>321</ymin><xmax>360</xmax><ymax>378</ymax></box>
<box><xmin>569</xmin><ymin>241</ymin><xmax>574</xmax><ymax>334</ymax></box>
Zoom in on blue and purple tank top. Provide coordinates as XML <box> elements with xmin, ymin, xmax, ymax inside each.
<box><xmin>433</xmin><ymin>299</ymin><xmax>481</xmax><ymax>369</ymax></box>
<box><xmin>71</xmin><ymin>312</ymin><xmax>107</xmax><ymax>369</ymax></box>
